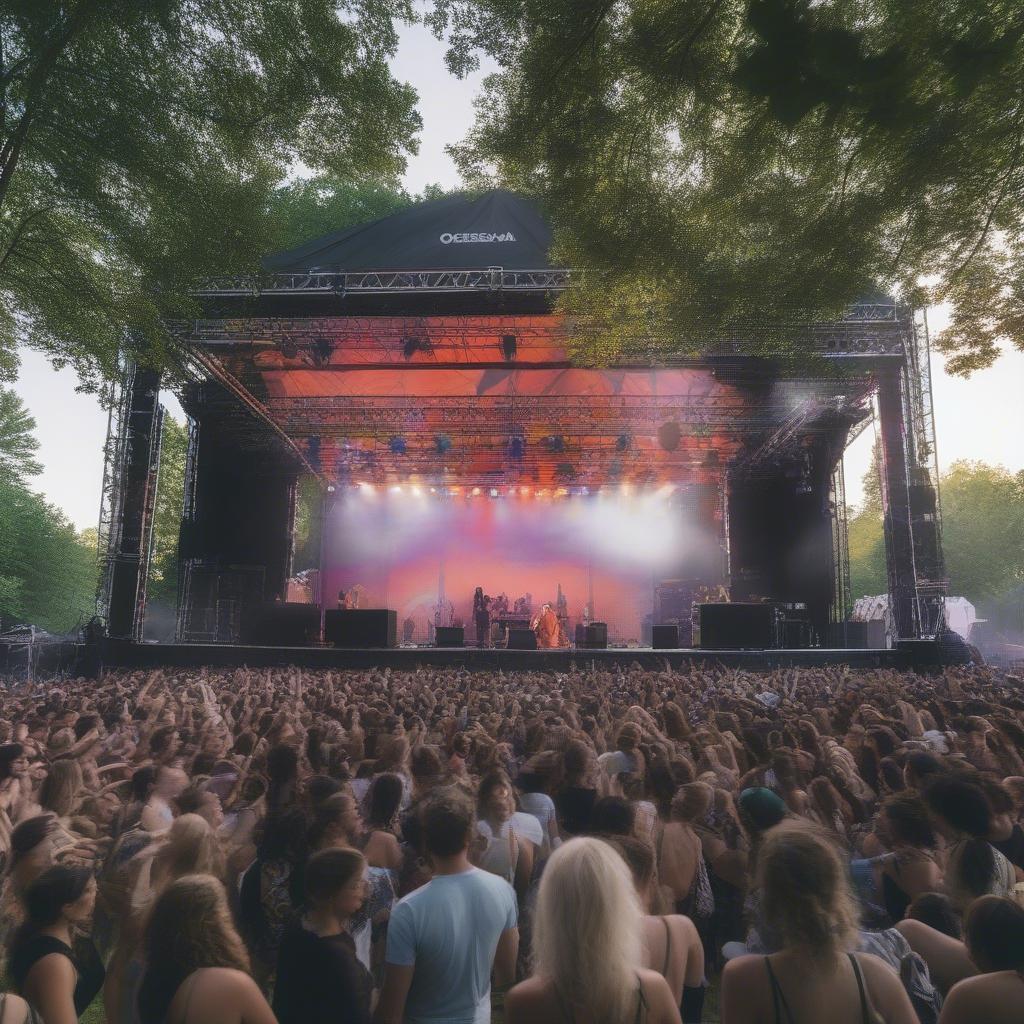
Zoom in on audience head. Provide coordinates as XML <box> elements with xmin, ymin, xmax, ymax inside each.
<box><xmin>20</xmin><ymin>864</ymin><xmax>96</xmax><ymax>935</ymax></box>
<box><xmin>963</xmin><ymin>895</ymin><xmax>1024</xmax><ymax>973</ymax></box>
<box><xmin>532</xmin><ymin>838</ymin><xmax>643</xmax><ymax>1024</ymax></box>
<box><xmin>590</xmin><ymin>796</ymin><xmax>636</xmax><ymax>836</ymax></box>
<box><xmin>139</xmin><ymin>874</ymin><xmax>249</xmax><ymax>1023</ymax></box>
<box><xmin>756</xmin><ymin>822</ymin><xmax>859</xmax><ymax>965</ymax></box>
<box><xmin>907</xmin><ymin>892</ymin><xmax>962</xmax><ymax>939</ymax></box>
<box><xmin>304</xmin><ymin>847</ymin><xmax>368</xmax><ymax>920</ymax></box>
<box><xmin>420</xmin><ymin>787</ymin><xmax>476</xmax><ymax>859</ymax></box>
<box><xmin>366</xmin><ymin>772</ymin><xmax>404</xmax><ymax>829</ymax></box>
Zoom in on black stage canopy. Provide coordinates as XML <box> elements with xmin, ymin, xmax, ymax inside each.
<box><xmin>263</xmin><ymin>190</ymin><xmax>554</xmax><ymax>274</ymax></box>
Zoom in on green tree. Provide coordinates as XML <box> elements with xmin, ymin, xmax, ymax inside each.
<box><xmin>146</xmin><ymin>414</ymin><xmax>188</xmax><ymax>611</ymax></box>
<box><xmin>0</xmin><ymin>2</ymin><xmax>421</xmax><ymax>388</ymax></box>
<box><xmin>292</xmin><ymin>474</ymin><xmax>324</xmax><ymax>573</ymax></box>
<box><xmin>268</xmin><ymin>179</ymin><xmax>416</xmax><ymax>253</ymax></box>
<box><xmin>433</xmin><ymin>0</ymin><xmax>1024</xmax><ymax>372</ymax></box>
<box><xmin>940</xmin><ymin>461</ymin><xmax>1024</xmax><ymax>603</ymax></box>
<box><xmin>0</xmin><ymin>387</ymin><xmax>42</xmax><ymax>482</ymax></box>
<box><xmin>0</xmin><ymin>478</ymin><xmax>97</xmax><ymax>632</ymax></box>
<box><xmin>848</xmin><ymin>440</ymin><xmax>887</xmax><ymax>599</ymax></box>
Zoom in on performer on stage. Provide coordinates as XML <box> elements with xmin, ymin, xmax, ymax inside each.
<box><xmin>532</xmin><ymin>602</ymin><xmax>560</xmax><ymax>649</ymax></box>
<box><xmin>337</xmin><ymin>589</ymin><xmax>354</xmax><ymax>610</ymax></box>
<box><xmin>473</xmin><ymin>587</ymin><xmax>491</xmax><ymax>648</ymax></box>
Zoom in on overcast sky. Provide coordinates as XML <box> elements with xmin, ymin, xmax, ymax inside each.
<box><xmin>12</xmin><ymin>19</ymin><xmax>1024</xmax><ymax>531</ymax></box>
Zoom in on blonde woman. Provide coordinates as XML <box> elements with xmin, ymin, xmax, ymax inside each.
<box><xmin>505</xmin><ymin>837</ymin><xmax>681</xmax><ymax>1024</ymax></box>
<box><xmin>721</xmin><ymin>823</ymin><xmax>917</xmax><ymax>1024</ymax></box>
<box><xmin>138</xmin><ymin>874</ymin><xmax>275</xmax><ymax>1024</ymax></box>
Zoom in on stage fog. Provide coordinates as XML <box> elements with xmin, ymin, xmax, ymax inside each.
<box><xmin>322</xmin><ymin>485</ymin><xmax>720</xmax><ymax>643</ymax></box>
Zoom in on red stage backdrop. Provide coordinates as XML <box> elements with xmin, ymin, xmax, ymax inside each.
<box><xmin>322</xmin><ymin>485</ymin><xmax>721</xmax><ymax>643</ymax></box>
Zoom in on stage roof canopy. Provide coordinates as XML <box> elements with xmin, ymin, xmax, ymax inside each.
<box><xmin>181</xmin><ymin>191</ymin><xmax>909</xmax><ymax>489</ymax></box>
<box><xmin>263</xmin><ymin>190</ymin><xmax>554</xmax><ymax>274</ymax></box>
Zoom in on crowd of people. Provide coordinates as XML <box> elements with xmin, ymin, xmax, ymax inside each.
<box><xmin>0</xmin><ymin>661</ymin><xmax>1021</xmax><ymax>1023</ymax></box>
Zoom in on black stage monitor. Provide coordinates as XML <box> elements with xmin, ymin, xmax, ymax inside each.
<box><xmin>241</xmin><ymin>603</ymin><xmax>321</xmax><ymax>646</ymax></box>
<box><xmin>507</xmin><ymin>628</ymin><xmax>537</xmax><ymax>650</ymax></box>
<box><xmin>697</xmin><ymin>603</ymin><xmax>777</xmax><ymax>650</ymax></box>
<box><xmin>324</xmin><ymin>609</ymin><xmax>397</xmax><ymax>648</ymax></box>
<box><xmin>435</xmin><ymin>626</ymin><xmax>464</xmax><ymax>648</ymax></box>
<box><xmin>652</xmin><ymin>624</ymin><xmax>679</xmax><ymax>649</ymax></box>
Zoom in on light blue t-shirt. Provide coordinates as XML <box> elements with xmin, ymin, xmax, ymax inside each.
<box><xmin>386</xmin><ymin>866</ymin><xmax>517</xmax><ymax>1024</ymax></box>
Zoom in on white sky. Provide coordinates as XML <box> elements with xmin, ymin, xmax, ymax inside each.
<box><xmin>11</xmin><ymin>20</ymin><xmax>1024</xmax><ymax>531</ymax></box>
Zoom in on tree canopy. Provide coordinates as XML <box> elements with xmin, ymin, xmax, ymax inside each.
<box><xmin>432</xmin><ymin>0</ymin><xmax>1024</xmax><ymax>371</ymax></box>
<box><xmin>0</xmin><ymin>387</ymin><xmax>41</xmax><ymax>482</ymax></box>
<box><xmin>0</xmin><ymin>1</ymin><xmax>421</xmax><ymax>388</ymax></box>
<box><xmin>848</xmin><ymin>456</ymin><xmax>1024</xmax><ymax>609</ymax></box>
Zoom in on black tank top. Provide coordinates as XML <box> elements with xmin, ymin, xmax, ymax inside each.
<box><xmin>765</xmin><ymin>954</ymin><xmax>872</xmax><ymax>1024</ymax></box>
<box><xmin>9</xmin><ymin>933</ymin><xmax>105</xmax><ymax>1016</ymax></box>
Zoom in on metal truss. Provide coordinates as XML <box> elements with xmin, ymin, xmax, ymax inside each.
<box><xmin>830</xmin><ymin>459</ymin><xmax>851</xmax><ymax>624</ymax></box>
<box><xmin>192</xmin><ymin>268</ymin><xmax>572</xmax><ymax>297</ymax></box>
<box><xmin>96</xmin><ymin>358</ymin><xmax>131</xmax><ymax>624</ymax></box>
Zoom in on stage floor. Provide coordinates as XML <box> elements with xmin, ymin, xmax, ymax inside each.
<box><xmin>101</xmin><ymin>639</ymin><xmax>913</xmax><ymax>672</ymax></box>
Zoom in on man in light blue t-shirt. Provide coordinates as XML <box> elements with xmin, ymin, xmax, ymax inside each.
<box><xmin>376</xmin><ymin>787</ymin><xmax>518</xmax><ymax>1024</ymax></box>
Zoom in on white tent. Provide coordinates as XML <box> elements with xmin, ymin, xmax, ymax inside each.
<box><xmin>851</xmin><ymin>595</ymin><xmax>979</xmax><ymax>640</ymax></box>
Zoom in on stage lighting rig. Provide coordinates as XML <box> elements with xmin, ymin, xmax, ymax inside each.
<box><xmin>402</xmin><ymin>336</ymin><xmax>430</xmax><ymax>359</ymax></box>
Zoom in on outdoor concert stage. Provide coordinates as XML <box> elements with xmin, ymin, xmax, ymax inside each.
<box><xmin>97</xmin><ymin>190</ymin><xmax>947</xmax><ymax>655</ymax></box>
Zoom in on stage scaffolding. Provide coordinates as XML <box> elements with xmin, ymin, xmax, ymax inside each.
<box><xmin>95</xmin><ymin>268</ymin><xmax>946</xmax><ymax>644</ymax></box>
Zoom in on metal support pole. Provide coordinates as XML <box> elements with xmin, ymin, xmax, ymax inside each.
<box><xmin>106</xmin><ymin>366</ymin><xmax>163</xmax><ymax>640</ymax></box>
<box><xmin>876</xmin><ymin>366</ymin><xmax>919</xmax><ymax>639</ymax></box>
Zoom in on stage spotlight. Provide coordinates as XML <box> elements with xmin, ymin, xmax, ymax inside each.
<box><xmin>500</xmin><ymin>334</ymin><xmax>518</xmax><ymax>360</ymax></box>
<box><xmin>472</xmin><ymin>487</ymin><xmax>482</xmax><ymax>496</ymax></box>
<box><xmin>411</xmin><ymin>485</ymin><xmax>423</xmax><ymax>496</ymax></box>
<box><xmin>402</xmin><ymin>336</ymin><xmax>430</xmax><ymax>359</ymax></box>
<box><xmin>390</xmin><ymin>485</ymin><xmax>403</xmax><ymax>494</ymax></box>
<box><xmin>389</xmin><ymin>437</ymin><xmax>407</xmax><ymax>455</ymax></box>
<box><xmin>306</xmin><ymin>437</ymin><xmax>321</xmax><ymax>470</ymax></box>
<box><xmin>490</xmin><ymin>488</ymin><xmax>499</xmax><ymax>497</ymax></box>
<box><xmin>326</xmin><ymin>484</ymin><xmax>336</xmax><ymax>493</ymax></box>
<box><xmin>313</xmin><ymin>337</ymin><xmax>334</xmax><ymax>366</ymax></box>
<box><xmin>657</xmin><ymin>420</ymin><xmax>681</xmax><ymax>451</ymax></box>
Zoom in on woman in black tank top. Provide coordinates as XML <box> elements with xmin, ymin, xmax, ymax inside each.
<box><xmin>8</xmin><ymin>866</ymin><xmax>104</xmax><ymax>1021</ymax></box>
<box><xmin>720</xmin><ymin>823</ymin><xmax>918</xmax><ymax>1024</ymax></box>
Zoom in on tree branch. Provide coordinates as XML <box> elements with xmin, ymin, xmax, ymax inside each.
<box><xmin>0</xmin><ymin>205</ymin><xmax>51</xmax><ymax>275</ymax></box>
<box><xmin>0</xmin><ymin>0</ymin><xmax>106</xmax><ymax>211</ymax></box>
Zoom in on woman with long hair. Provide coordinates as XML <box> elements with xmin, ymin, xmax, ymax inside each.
<box><xmin>874</xmin><ymin>795</ymin><xmax>943</xmax><ymax>923</ymax></box>
<box><xmin>610</xmin><ymin>836</ymin><xmax>705</xmax><ymax>1024</ymax></box>
<box><xmin>720</xmin><ymin>823</ymin><xmax>918</xmax><ymax>1024</ymax></box>
<box><xmin>554</xmin><ymin>741</ymin><xmax>599</xmax><ymax>838</ymax></box>
<box><xmin>137</xmin><ymin>874</ymin><xmax>274</xmax><ymax>1024</ymax></box>
<box><xmin>924</xmin><ymin>776</ymin><xmax>1016</xmax><ymax>912</ymax></box>
<box><xmin>505</xmin><ymin>838</ymin><xmax>681</xmax><ymax>1024</ymax></box>
<box><xmin>105</xmin><ymin>814</ymin><xmax>225</xmax><ymax>1024</ymax></box>
<box><xmin>474</xmin><ymin>769</ymin><xmax>534</xmax><ymax>907</ymax></box>
<box><xmin>8</xmin><ymin>865</ymin><xmax>105</xmax><ymax>1022</ymax></box>
<box><xmin>361</xmin><ymin>774</ymin><xmax>403</xmax><ymax>872</ymax></box>
<box><xmin>937</xmin><ymin>896</ymin><xmax>1024</xmax><ymax>1023</ymax></box>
